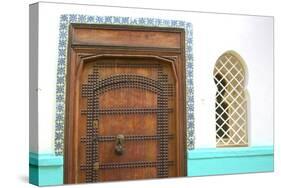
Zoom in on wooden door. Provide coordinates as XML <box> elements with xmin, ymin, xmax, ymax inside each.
<box><xmin>64</xmin><ymin>24</ymin><xmax>187</xmax><ymax>183</ymax></box>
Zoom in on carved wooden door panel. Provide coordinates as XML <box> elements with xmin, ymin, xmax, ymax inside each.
<box><xmin>65</xmin><ymin>24</ymin><xmax>187</xmax><ymax>184</ymax></box>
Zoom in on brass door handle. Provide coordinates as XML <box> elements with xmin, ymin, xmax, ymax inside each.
<box><xmin>115</xmin><ymin>134</ymin><xmax>125</xmax><ymax>155</ymax></box>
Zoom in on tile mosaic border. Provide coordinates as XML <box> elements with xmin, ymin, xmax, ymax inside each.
<box><xmin>54</xmin><ymin>14</ymin><xmax>194</xmax><ymax>155</ymax></box>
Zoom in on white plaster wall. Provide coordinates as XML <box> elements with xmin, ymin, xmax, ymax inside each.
<box><xmin>36</xmin><ymin>2</ymin><xmax>273</xmax><ymax>153</ymax></box>
<box><xmin>191</xmin><ymin>14</ymin><xmax>274</xmax><ymax>148</ymax></box>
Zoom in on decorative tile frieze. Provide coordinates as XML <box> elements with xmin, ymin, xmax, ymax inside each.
<box><xmin>54</xmin><ymin>14</ymin><xmax>194</xmax><ymax>155</ymax></box>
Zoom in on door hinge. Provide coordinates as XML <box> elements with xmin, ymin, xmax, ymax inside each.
<box><xmin>93</xmin><ymin>120</ymin><xmax>98</xmax><ymax>129</ymax></box>
<box><xmin>94</xmin><ymin>162</ymin><xmax>99</xmax><ymax>170</ymax></box>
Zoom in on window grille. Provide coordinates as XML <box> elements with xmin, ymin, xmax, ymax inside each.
<box><xmin>214</xmin><ymin>51</ymin><xmax>248</xmax><ymax>147</ymax></box>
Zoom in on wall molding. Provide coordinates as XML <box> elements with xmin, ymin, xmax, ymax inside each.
<box><xmin>188</xmin><ymin>146</ymin><xmax>274</xmax><ymax>176</ymax></box>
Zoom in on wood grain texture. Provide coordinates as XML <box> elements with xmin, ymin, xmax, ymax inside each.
<box><xmin>64</xmin><ymin>24</ymin><xmax>187</xmax><ymax>184</ymax></box>
<box><xmin>72</xmin><ymin>24</ymin><xmax>181</xmax><ymax>49</ymax></box>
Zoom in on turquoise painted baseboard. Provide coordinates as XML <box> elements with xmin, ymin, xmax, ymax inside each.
<box><xmin>29</xmin><ymin>152</ymin><xmax>63</xmax><ymax>186</ymax></box>
<box><xmin>187</xmin><ymin>146</ymin><xmax>274</xmax><ymax>177</ymax></box>
<box><xmin>29</xmin><ymin>146</ymin><xmax>273</xmax><ymax>185</ymax></box>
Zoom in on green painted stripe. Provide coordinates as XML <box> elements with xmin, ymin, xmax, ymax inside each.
<box><xmin>187</xmin><ymin>146</ymin><xmax>274</xmax><ymax>177</ymax></box>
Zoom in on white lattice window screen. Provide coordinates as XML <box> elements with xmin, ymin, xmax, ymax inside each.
<box><xmin>214</xmin><ymin>52</ymin><xmax>248</xmax><ymax>147</ymax></box>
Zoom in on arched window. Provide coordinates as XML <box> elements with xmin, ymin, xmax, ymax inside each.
<box><xmin>214</xmin><ymin>51</ymin><xmax>248</xmax><ymax>147</ymax></box>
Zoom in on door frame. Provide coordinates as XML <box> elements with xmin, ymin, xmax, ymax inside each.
<box><xmin>64</xmin><ymin>24</ymin><xmax>187</xmax><ymax>183</ymax></box>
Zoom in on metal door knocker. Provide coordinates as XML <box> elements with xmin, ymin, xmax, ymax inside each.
<box><xmin>115</xmin><ymin>134</ymin><xmax>125</xmax><ymax>155</ymax></box>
